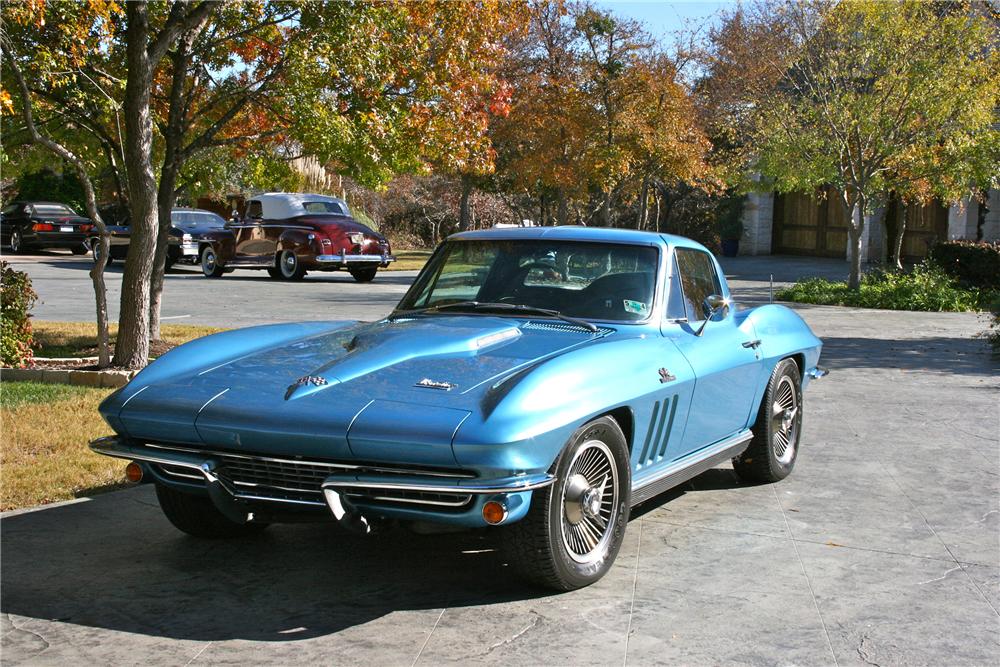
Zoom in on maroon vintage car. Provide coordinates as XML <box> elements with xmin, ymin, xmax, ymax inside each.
<box><xmin>198</xmin><ymin>193</ymin><xmax>394</xmax><ymax>282</ymax></box>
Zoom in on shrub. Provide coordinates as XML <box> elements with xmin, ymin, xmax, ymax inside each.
<box><xmin>981</xmin><ymin>300</ymin><xmax>1000</xmax><ymax>357</ymax></box>
<box><xmin>1</xmin><ymin>261</ymin><xmax>38</xmax><ymax>368</ymax></box>
<box><xmin>777</xmin><ymin>262</ymin><xmax>998</xmax><ymax>312</ymax></box>
<box><xmin>927</xmin><ymin>240</ymin><xmax>1000</xmax><ymax>290</ymax></box>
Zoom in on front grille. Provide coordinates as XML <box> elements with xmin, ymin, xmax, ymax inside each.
<box><xmin>216</xmin><ymin>455</ymin><xmax>330</xmax><ymax>502</ymax></box>
<box><xmin>148</xmin><ymin>444</ymin><xmax>475</xmax><ymax>509</ymax></box>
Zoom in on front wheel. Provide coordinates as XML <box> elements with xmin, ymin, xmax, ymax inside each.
<box><xmin>503</xmin><ymin>415</ymin><xmax>631</xmax><ymax>590</ymax></box>
<box><xmin>349</xmin><ymin>266</ymin><xmax>378</xmax><ymax>283</ymax></box>
<box><xmin>733</xmin><ymin>357</ymin><xmax>802</xmax><ymax>483</ymax></box>
<box><xmin>155</xmin><ymin>484</ymin><xmax>268</xmax><ymax>538</ymax></box>
<box><xmin>201</xmin><ymin>246</ymin><xmax>225</xmax><ymax>278</ymax></box>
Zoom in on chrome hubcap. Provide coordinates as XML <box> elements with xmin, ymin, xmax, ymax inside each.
<box><xmin>561</xmin><ymin>440</ymin><xmax>618</xmax><ymax>564</ymax></box>
<box><xmin>204</xmin><ymin>252</ymin><xmax>215</xmax><ymax>270</ymax></box>
<box><xmin>771</xmin><ymin>376</ymin><xmax>799</xmax><ymax>465</ymax></box>
<box><xmin>11</xmin><ymin>232</ymin><xmax>19</xmax><ymax>251</ymax></box>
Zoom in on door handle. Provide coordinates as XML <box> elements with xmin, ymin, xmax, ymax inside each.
<box><xmin>742</xmin><ymin>339</ymin><xmax>761</xmax><ymax>349</ymax></box>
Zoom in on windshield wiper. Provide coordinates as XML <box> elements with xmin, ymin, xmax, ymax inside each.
<box><xmin>409</xmin><ymin>301</ymin><xmax>598</xmax><ymax>333</ymax></box>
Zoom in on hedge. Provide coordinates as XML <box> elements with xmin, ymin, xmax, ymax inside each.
<box><xmin>927</xmin><ymin>240</ymin><xmax>1000</xmax><ymax>290</ymax></box>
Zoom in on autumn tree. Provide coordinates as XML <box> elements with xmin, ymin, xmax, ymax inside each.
<box><xmin>748</xmin><ymin>0</ymin><xmax>1000</xmax><ymax>288</ymax></box>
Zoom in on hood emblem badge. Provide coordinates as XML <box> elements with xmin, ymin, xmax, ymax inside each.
<box><xmin>658</xmin><ymin>368</ymin><xmax>676</xmax><ymax>383</ymax></box>
<box><xmin>415</xmin><ymin>378</ymin><xmax>457</xmax><ymax>391</ymax></box>
<box><xmin>284</xmin><ymin>375</ymin><xmax>329</xmax><ymax>400</ymax></box>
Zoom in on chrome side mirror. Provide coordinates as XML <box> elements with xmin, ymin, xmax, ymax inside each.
<box><xmin>695</xmin><ymin>294</ymin><xmax>729</xmax><ymax>336</ymax></box>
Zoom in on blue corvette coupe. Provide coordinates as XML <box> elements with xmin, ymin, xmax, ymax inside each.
<box><xmin>91</xmin><ymin>226</ymin><xmax>826</xmax><ymax>590</ymax></box>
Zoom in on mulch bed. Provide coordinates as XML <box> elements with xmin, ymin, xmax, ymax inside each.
<box><xmin>28</xmin><ymin>339</ymin><xmax>177</xmax><ymax>370</ymax></box>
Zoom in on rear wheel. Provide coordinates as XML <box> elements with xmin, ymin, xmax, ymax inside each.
<box><xmin>349</xmin><ymin>266</ymin><xmax>378</xmax><ymax>283</ymax></box>
<box><xmin>71</xmin><ymin>245</ymin><xmax>88</xmax><ymax>255</ymax></box>
<box><xmin>155</xmin><ymin>484</ymin><xmax>267</xmax><ymax>539</ymax></box>
<box><xmin>9</xmin><ymin>229</ymin><xmax>23</xmax><ymax>254</ymax></box>
<box><xmin>278</xmin><ymin>250</ymin><xmax>306</xmax><ymax>281</ymax></box>
<box><xmin>201</xmin><ymin>246</ymin><xmax>225</xmax><ymax>277</ymax></box>
<box><xmin>92</xmin><ymin>241</ymin><xmax>113</xmax><ymax>266</ymax></box>
<box><xmin>503</xmin><ymin>415</ymin><xmax>631</xmax><ymax>590</ymax></box>
<box><xmin>733</xmin><ymin>358</ymin><xmax>802</xmax><ymax>483</ymax></box>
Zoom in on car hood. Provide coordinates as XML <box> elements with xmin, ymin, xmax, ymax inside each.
<box><xmin>111</xmin><ymin>316</ymin><xmax>613</xmax><ymax>463</ymax></box>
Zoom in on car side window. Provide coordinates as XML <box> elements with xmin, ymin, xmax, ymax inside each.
<box><xmin>245</xmin><ymin>200</ymin><xmax>263</xmax><ymax>220</ymax></box>
<box><xmin>674</xmin><ymin>248</ymin><xmax>721</xmax><ymax>322</ymax></box>
<box><xmin>665</xmin><ymin>254</ymin><xmax>688</xmax><ymax>320</ymax></box>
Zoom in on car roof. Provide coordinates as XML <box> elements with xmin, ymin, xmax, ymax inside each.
<box><xmin>251</xmin><ymin>192</ymin><xmax>348</xmax><ymax>206</ymax></box>
<box><xmin>448</xmin><ymin>225</ymin><xmax>705</xmax><ymax>250</ymax></box>
<box><xmin>16</xmin><ymin>201</ymin><xmax>75</xmax><ymax>207</ymax></box>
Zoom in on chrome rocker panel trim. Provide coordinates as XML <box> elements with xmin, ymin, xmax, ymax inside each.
<box><xmin>629</xmin><ymin>430</ymin><xmax>753</xmax><ymax>507</ymax></box>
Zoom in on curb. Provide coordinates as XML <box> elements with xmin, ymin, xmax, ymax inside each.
<box><xmin>1</xmin><ymin>366</ymin><xmax>136</xmax><ymax>388</ymax></box>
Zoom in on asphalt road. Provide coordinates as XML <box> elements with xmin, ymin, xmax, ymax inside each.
<box><xmin>2</xmin><ymin>249</ymin><xmax>998</xmax><ymax>665</ymax></box>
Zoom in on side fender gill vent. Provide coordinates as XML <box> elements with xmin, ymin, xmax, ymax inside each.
<box><xmin>637</xmin><ymin>395</ymin><xmax>679</xmax><ymax>468</ymax></box>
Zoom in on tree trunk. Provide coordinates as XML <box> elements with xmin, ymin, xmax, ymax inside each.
<box><xmin>556</xmin><ymin>189</ymin><xmax>568</xmax><ymax>226</ymax></box>
<box><xmin>892</xmin><ymin>203</ymin><xmax>907</xmax><ymax>270</ymax></box>
<box><xmin>149</xmin><ymin>35</ymin><xmax>194</xmax><ymax>342</ymax></box>
<box><xmin>114</xmin><ymin>1</ymin><xmax>158</xmax><ymax>369</ymax></box>
<box><xmin>2</xmin><ymin>43</ymin><xmax>112</xmax><ymax>367</ymax></box>
<box><xmin>638</xmin><ymin>177</ymin><xmax>650</xmax><ymax>230</ymax></box>
<box><xmin>458</xmin><ymin>175</ymin><xmax>473</xmax><ymax>231</ymax></box>
<box><xmin>844</xmin><ymin>193</ymin><xmax>866</xmax><ymax>290</ymax></box>
<box><xmin>600</xmin><ymin>191</ymin><xmax>612</xmax><ymax>227</ymax></box>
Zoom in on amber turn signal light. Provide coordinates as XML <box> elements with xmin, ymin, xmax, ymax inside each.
<box><xmin>125</xmin><ymin>461</ymin><xmax>143</xmax><ymax>483</ymax></box>
<box><xmin>482</xmin><ymin>500</ymin><xmax>508</xmax><ymax>525</ymax></box>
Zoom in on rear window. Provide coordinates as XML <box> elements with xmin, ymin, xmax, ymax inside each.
<box><xmin>302</xmin><ymin>201</ymin><xmax>347</xmax><ymax>215</ymax></box>
<box><xmin>32</xmin><ymin>204</ymin><xmax>76</xmax><ymax>216</ymax></box>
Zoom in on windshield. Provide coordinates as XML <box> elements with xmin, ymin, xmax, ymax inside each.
<box><xmin>398</xmin><ymin>239</ymin><xmax>659</xmax><ymax>322</ymax></box>
<box><xmin>171</xmin><ymin>210</ymin><xmax>226</xmax><ymax>227</ymax></box>
<box><xmin>302</xmin><ymin>201</ymin><xmax>347</xmax><ymax>214</ymax></box>
<box><xmin>32</xmin><ymin>204</ymin><xmax>75</xmax><ymax>216</ymax></box>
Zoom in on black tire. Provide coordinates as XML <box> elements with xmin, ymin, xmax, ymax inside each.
<box><xmin>201</xmin><ymin>246</ymin><xmax>225</xmax><ymax>278</ymax></box>
<box><xmin>155</xmin><ymin>484</ymin><xmax>268</xmax><ymax>539</ymax></box>
<box><xmin>277</xmin><ymin>249</ymin><xmax>306</xmax><ymax>281</ymax></box>
<box><xmin>503</xmin><ymin>415</ymin><xmax>631</xmax><ymax>590</ymax></box>
<box><xmin>71</xmin><ymin>245</ymin><xmax>88</xmax><ymax>255</ymax></box>
<box><xmin>9</xmin><ymin>229</ymin><xmax>23</xmax><ymax>254</ymax></box>
<box><xmin>733</xmin><ymin>357</ymin><xmax>802</xmax><ymax>483</ymax></box>
<box><xmin>350</xmin><ymin>267</ymin><xmax>378</xmax><ymax>283</ymax></box>
<box><xmin>267</xmin><ymin>267</ymin><xmax>282</xmax><ymax>279</ymax></box>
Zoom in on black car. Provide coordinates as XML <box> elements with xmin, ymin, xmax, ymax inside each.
<box><xmin>1</xmin><ymin>201</ymin><xmax>93</xmax><ymax>254</ymax></box>
<box><xmin>92</xmin><ymin>207</ymin><xmax>228</xmax><ymax>268</ymax></box>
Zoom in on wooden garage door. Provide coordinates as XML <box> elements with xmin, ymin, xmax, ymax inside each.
<box><xmin>885</xmin><ymin>199</ymin><xmax>948</xmax><ymax>261</ymax></box>
<box><xmin>771</xmin><ymin>188</ymin><xmax>847</xmax><ymax>258</ymax></box>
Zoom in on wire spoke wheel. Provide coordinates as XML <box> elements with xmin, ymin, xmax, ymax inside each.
<box><xmin>770</xmin><ymin>375</ymin><xmax>799</xmax><ymax>464</ymax></box>
<box><xmin>560</xmin><ymin>440</ymin><xmax>619</xmax><ymax>564</ymax></box>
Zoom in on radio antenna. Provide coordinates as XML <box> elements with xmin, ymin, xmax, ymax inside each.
<box><xmin>769</xmin><ymin>274</ymin><xmax>774</xmax><ymax>303</ymax></box>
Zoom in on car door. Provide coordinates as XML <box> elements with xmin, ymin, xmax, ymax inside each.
<box><xmin>662</xmin><ymin>248</ymin><xmax>762</xmax><ymax>456</ymax></box>
<box><xmin>231</xmin><ymin>199</ymin><xmax>268</xmax><ymax>263</ymax></box>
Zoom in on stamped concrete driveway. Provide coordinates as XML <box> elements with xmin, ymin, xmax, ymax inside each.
<box><xmin>2</xmin><ymin>253</ymin><xmax>998</xmax><ymax>665</ymax></box>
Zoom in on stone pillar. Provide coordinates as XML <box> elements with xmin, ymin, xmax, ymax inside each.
<box><xmin>739</xmin><ymin>190</ymin><xmax>774</xmax><ymax>256</ymax></box>
<box><xmin>981</xmin><ymin>188</ymin><xmax>1000</xmax><ymax>242</ymax></box>
<box><xmin>843</xmin><ymin>205</ymin><xmax>886</xmax><ymax>264</ymax></box>
<box><xmin>948</xmin><ymin>196</ymin><xmax>978</xmax><ymax>240</ymax></box>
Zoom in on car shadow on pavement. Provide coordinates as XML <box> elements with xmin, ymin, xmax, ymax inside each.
<box><xmin>0</xmin><ymin>486</ymin><xmax>549</xmax><ymax>643</ymax></box>
<box><xmin>1</xmin><ymin>468</ymin><xmax>749</xmax><ymax>644</ymax></box>
<box><xmin>821</xmin><ymin>335</ymin><xmax>998</xmax><ymax>377</ymax></box>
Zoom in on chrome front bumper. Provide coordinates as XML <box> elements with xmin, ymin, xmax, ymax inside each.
<box><xmin>315</xmin><ymin>251</ymin><xmax>395</xmax><ymax>266</ymax></box>
<box><xmin>90</xmin><ymin>436</ymin><xmax>553</xmax><ymax>527</ymax></box>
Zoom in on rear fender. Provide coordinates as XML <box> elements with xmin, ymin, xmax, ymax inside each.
<box><xmin>744</xmin><ymin>304</ymin><xmax>823</xmax><ymax>417</ymax></box>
